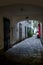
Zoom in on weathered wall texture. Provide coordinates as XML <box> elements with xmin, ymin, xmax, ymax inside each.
<box><xmin>0</xmin><ymin>5</ymin><xmax>43</xmax><ymax>49</ymax></box>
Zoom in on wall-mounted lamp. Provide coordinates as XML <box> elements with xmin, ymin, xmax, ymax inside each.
<box><xmin>26</xmin><ymin>16</ymin><xmax>29</xmax><ymax>23</ymax></box>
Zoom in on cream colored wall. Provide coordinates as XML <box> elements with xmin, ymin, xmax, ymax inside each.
<box><xmin>0</xmin><ymin>5</ymin><xmax>43</xmax><ymax>49</ymax></box>
<box><xmin>41</xmin><ymin>22</ymin><xmax>43</xmax><ymax>43</ymax></box>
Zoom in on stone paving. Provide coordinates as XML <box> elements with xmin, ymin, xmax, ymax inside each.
<box><xmin>7</xmin><ymin>36</ymin><xmax>43</xmax><ymax>57</ymax></box>
<box><xmin>6</xmin><ymin>36</ymin><xmax>43</xmax><ymax>65</ymax></box>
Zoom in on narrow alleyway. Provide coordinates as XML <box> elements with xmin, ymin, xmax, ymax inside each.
<box><xmin>5</xmin><ymin>36</ymin><xmax>43</xmax><ymax>65</ymax></box>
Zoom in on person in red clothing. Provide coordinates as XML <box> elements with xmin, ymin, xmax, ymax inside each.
<box><xmin>37</xmin><ymin>23</ymin><xmax>40</xmax><ymax>38</ymax></box>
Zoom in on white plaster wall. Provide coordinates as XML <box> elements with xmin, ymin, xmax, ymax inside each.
<box><xmin>16</xmin><ymin>21</ymin><xmax>31</xmax><ymax>40</ymax></box>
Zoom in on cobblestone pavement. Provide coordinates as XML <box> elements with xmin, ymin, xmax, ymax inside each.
<box><xmin>6</xmin><ymin>36</ymin><xmax>43</xmax><ymax>65</ymax></box>
<box><xmin>7</xmin><ymin>35</ymin><xmax>43</xmax><ymax>57</ymax></box>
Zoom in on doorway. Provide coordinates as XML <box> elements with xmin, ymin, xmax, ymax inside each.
<box><xmin>19</xmin><ymin>23</ymin><xmax>22</xmax><ymax>40</ymax></box>
<box><xmin>3</xmin><ymin>17</ymin><xmax>10</xmax><ymax>51</ymax></box>
<box><xmin>25</xmin><ymin>26</ymin><xmax>26</xmax><ymax>38</ymax></box>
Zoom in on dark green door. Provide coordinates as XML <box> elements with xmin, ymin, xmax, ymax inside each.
<box><xmin>25</xmin><ymin>26</ymin><xmax>26</xmax><ymax>38</ymax></box>
<box><xmin>19</xmin><ymin>23</ymin><xmax>22</xmax><ymax>40</ymax></box>
<box><xmin>3</xmin><ymin>17</ymin><xmax>10</xmax><ymax>51</ymax></box>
